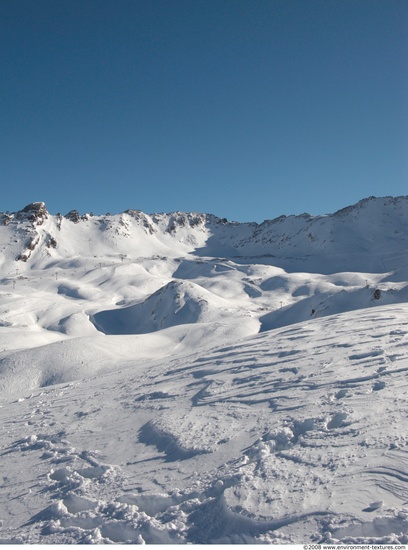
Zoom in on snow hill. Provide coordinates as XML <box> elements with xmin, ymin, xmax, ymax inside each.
<box><xmin>1</xmin><ymin>196</ymin><xmax>408</xmax><ymax>544</ymax></box>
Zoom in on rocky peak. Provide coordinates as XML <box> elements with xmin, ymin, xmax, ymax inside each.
<box><xmin>16</xmin><ymin>202</ymin><xmax>48</xmax><ymax>225</ymax></box>
<box><xmin>64</xmin><ymin>210</ymin><xmax>81</xmax><ymax>223</ymax></box>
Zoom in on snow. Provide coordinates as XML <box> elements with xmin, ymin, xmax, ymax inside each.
<box><xmin>1</xmin><ymin>196</ymin><xmax>408</xmax><ymax>544</ymax></box>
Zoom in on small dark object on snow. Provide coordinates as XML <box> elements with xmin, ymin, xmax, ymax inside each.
<box><xmin>373</xmin><ymin>289</ymin><xmax>381</xmax><ymax>300</ymax></box>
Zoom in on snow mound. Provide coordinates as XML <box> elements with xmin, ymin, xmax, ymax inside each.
<box><xmin>56</xmin><ymin>312</ymin><xmax>99</xmax><ymax>336</ymax></box>
<box><xmin>92</xmin><ymin>279</ymin><xmax>252</xmax><ymax>335</ymax></box>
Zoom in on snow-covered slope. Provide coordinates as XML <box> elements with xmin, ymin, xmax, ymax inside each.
<box><xmin>0</xmin><ymin>196</ymin><xmax>408</xmax><ymax>543</ymax></box>
<box><xmin>1</xmin><ymin>305</ymin><xmax>408</xmax><ymax>544</ymax></box>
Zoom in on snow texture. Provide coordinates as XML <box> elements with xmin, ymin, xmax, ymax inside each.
<box><xmin>1</xmin><ymin>196</ymin><xmax>408</xmax><ymax>544</ymax></box>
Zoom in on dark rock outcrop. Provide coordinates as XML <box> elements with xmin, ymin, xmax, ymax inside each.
<box><xmin>16</xmin><ymin>202</ymin><xmax>48</xmax><ymax>225</ymax></box>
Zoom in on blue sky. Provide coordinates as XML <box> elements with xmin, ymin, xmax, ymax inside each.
<box><xmin>1</xmin><ymin>0</ymin><xmax>407</xmax><ymax>222</ymax></box>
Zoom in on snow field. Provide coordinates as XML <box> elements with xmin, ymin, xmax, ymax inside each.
<box><xmin>1</xmin><ymin>196</ymin><xmax>408</xmax><ymax>543</ymax></box>
<box><xmin>1</xmin><ymin>304</ymin><xmax>408</xmax><ymax>543</ymax></box>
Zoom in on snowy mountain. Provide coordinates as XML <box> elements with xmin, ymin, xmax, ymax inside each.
<box><xmin>1</xmin><ymin>196</ymin><xmax>408</xmax><ymax>544</ymax></box>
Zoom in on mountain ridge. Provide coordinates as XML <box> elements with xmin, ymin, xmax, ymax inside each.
<box><xmin>3</xmin><ymin>194</ymin><xmax>406</xmax><ymax>222</ymax></box>
<box><xmin>1</xmin><ymin>195</ymin><xmax>408</xmax><ymax>274</ymax></box>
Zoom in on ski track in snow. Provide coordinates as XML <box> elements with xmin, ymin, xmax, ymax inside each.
<box><xmin>1</xmin><ymin>198</ymin><xmax>408</xmax><ymax>543</ymax></box>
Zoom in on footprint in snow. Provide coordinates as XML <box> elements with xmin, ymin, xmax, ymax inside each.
<box><xmin>22</xmin><ymin>436</ymin><xmax>135</xmax><ymax>543</ymax></box>
<box><xmin>335</xmin><ymin>389</ymin><xmax>349</xmax><ymax>399</ymax></box>
<box><xmin>362</xmin><ymin>500</ymin><xmax>384</xmax><ymax>512</ymax></box>
<box><xmin>326</xmin><ymin>412</ymin><xmax>348</xmax><ymax>430</ymax></box>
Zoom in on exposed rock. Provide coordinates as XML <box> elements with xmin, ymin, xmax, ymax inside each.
<box><xmin>46</xmin><ymin>236</ymin><xmax>58</xmax><ymax>249</ymax></box>
<box><xmin>16</xmin><ymin>252</ymin><xmax>30</xmax><ymax>262</ymax></box>
<box><xmin>0</xmin><ymin>213</ymin><xmax>12</xmax><ymax>226</ymax></box>
<box><xmin>56</xmin><ymin>214</ymin><xmax>63</xmax><ymax>230</ymax></box>
<box><xmin>124</xmin><ymin>210</ymin><xmax>156</xmax><ymax>234</ymax></box>
<box><xmin>65</xmin><ymin>210</ymin><xmax>80</xmax><ymax>223</ymax></box>
<box><xmin>164</xmin><ymin>213</ymin><xmax>206</xmax><ymax>234</ymax></box>
<box><xmin>27</xmin><ymin>236</ymin><xmax>40</xmax><ymax>251</ymax></box>
<box><xmin>16</xmin><ymin>202</ymin><xmax>48</xmax><ymax>225</ymax></box>
<box><xmin>16</xmin><ymin>235</ymin><xmax>41</xmax><ymax>262</ymax></box>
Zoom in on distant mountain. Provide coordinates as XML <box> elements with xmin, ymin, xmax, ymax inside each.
<box><xmin>1</xmin><ymin>195</ymin><xmax>408</xmax><ymax>273</ymax></box>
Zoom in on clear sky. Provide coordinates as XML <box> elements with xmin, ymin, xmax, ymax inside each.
<box><xmin>1</xmin><ymin>0</ymin><xmax>407</xmax><ymax>222</ymax></box>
